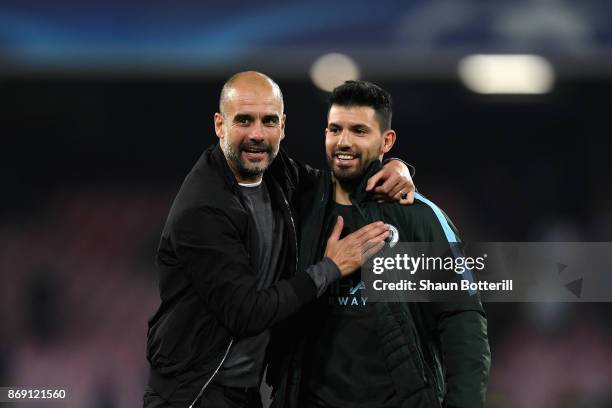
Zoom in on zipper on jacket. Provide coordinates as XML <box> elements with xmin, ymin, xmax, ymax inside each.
<box><xmin>188</xmin><ymin>338</ymin><xmax>234</xmax><ymax>408</ymax></box>
<box><xmin>283</xmin><ymin>195</ymin><xmax>299</xmax><ymax>274</ymax></box>
<box><xmin>409</xmin><ymin>324</ymin><xmax>443</xmax><ymax>407</ymax></box>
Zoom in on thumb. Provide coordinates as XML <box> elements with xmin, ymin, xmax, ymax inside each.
<box><xmin>366</xmin><ymin>171</ymin><xmax>384</xmax><ymax>191</ymax></box>
<box><xmin>328</xmin><ymin>216</ymin><xmax>344</xmax><ymax>242</ymax></box>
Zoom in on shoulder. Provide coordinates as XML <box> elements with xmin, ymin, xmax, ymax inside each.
<box><xmin>388</xmin><ymin>192</ymin><xmax>460</xmax><ymax>242</ymax></box>
<box><xmin>165</xmin><ymin>150</ymin><xmax>247</xmax><ymax>233</ymax></box>
<box><xmin>389</xmin><ymin>193</ymin><xmax>444</xmax><ymax>224</ymax></box>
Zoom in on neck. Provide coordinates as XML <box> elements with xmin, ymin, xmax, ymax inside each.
<box><xmin>333</xmin><ymin>176</ymin><xmax>354</xmax><ymax>205</ymax></box>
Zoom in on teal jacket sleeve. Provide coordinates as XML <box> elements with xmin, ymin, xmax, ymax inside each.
<box><xmin>414</xmin><ymin>194</ymin><xmax>491</xmax><ymax>408</ymax></box>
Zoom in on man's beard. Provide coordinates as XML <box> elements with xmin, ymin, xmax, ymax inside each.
<box><xmin>224</xmin><ymin>139</ymin><xmax>277</xmax><ymax>180</ymax></box>
<box><xmin>327</xmin><ymin>149</ymin><xmax>369</xmax><ymax>190</ymax></box>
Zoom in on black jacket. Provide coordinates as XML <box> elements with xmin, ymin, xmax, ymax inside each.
<box><xmin>269</xmin><ymin>161</ymin><xmax>491</xmax><ymax>408</ymax></box>
<box><xmin>146</xmin><ymin>144</ymin><xmax>322</xmax><ymax>406</ymax></box>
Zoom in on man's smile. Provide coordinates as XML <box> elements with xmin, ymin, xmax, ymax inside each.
<box><xmin>241</xmin><ymin>144</ymin><xmax>271</xmax><ymax>162</ymax></box>
<box><xmin>333</xmin><ymin>151</ymin><xmax>360</xmax><ymax>167</ymax></box>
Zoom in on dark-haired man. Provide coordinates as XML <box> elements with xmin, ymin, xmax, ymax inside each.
<box><xmin>269</xmin><ymin>81</ymin><xmax>490</xmax><ymax>408</ymax></box>
<box><xmin>144</xmin><ymin>72</ymin><xmax>416</xmax><ymax>408</ymax></box>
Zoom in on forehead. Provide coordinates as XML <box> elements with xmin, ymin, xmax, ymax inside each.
<box><xmin>224</xmin><ymin>85</ymin><xmax>283</xmax><ymax>116</ymax></box>
<box><xmin>328</xmin><ymin>105</ymin><xmax>377</xmax><ymax>126</ymax></box>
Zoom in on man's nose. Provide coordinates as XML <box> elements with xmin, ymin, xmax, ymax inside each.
<box><xmin>337</xmin><ymin>129</ymin><xmax>351</xmax><ymax>148</ymax></box>
<box><xmin>249</xmin><ymin>120</ymin><xmax>265</xmax><ymax>140</ymax></box>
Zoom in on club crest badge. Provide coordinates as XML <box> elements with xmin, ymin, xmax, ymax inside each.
<box><xmin>387</xmin><ymin>224</ymin><xmax>399</xmax><ymax>248</ymax></box>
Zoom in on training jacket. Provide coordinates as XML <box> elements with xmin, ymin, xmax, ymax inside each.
<box><xmin>268</xmin><ymin>161</ymin><xmax>491</xmax><ymax>408</ymax></box>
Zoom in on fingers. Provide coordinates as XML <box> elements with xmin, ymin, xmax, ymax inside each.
<box><xmin>359</xmin><ymin>240</ymin><xmax>378</xmax><ymax>259</ymax></box>
<box><xmin>397</xmin><ymin>178</ymin><xmax>414</xmax><ymax>197</ymax></box>
<box><xmin>362</xmin><ymin>240</ymin><xmax>386</xmax><ymax>261</ymax></box>
<box><xmin>388</xmin><ymin>181</ymin><xmax>409</xmax><ymax>202</ymax></box>
<box><xmin>370</xmin><ymin>174</ymin><xmax>402</xmax><ymax>203</ymax></box>
<box><xmin>371</xmin><ymin>172</ymin><xmax>399</xmax><ymax>196</ymax></box>
<box><xmin>371</xmin><ymin>229</ymin><xmax>390</xmax><ymax>244</ymax></box>
<box><xmin>328</xmin><ymin>216</ymin><xmax>344</xmax><ymax>242</ymax></box>
<box><xmin>372</xmin><ymin>178</ymin><xmax>416</xmax><ymax>204</ymax></box>
<box><xmin>357</xmin><ymin>227</ymin><xmax>390</xmax><ymax>250</ymax></box>
<box><xmin>350</xmin><ymin>221</ymin><xmax>382</xmax><ymax>239</ymax></box>
<box><xmin>360</xmin><ymin>230</ymin><xmax>389</xmax><ymax>253</ymax></box>
<box><xmin>365</xmin><ymin>170</ymin><xmax>385</xmax><ymax>191</ymax></box>
<box><xmin>386</xmin><ymin>181</ymin><xmax>406</xmax><ymax>201</ymax></box>
<box><xmin>398</xmin><ymin>179</ymin><xmax>416</xmax><ymax>205</ymax></box>
<box><xmin>404</xmin><ymin>179</ymin><xmax>415</xmax><ymax>194</ymax></box>
<box><xmin>351</xmin><ymin>221</ymin><xmax>387</xmax><ymax>241</ymax></box>
<box><xmin>399</xmin><ymin>190</ymin><xmax>415</xmax><ymax>205</ymax></box>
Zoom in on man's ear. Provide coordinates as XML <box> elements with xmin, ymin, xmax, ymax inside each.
<box><xmin>214</xmin><ymin>112</ymin><xmax>225</xmax><ymax>140</ymax></box>
<box><xmin>382</xmin><ymin>129</ymin><xmax>397</xmax><ymax>154</ymax></box>
<box><xmin>280</xmin><ymin>113</ymin><xmax>287</xmax><ymax>141</ymax></box>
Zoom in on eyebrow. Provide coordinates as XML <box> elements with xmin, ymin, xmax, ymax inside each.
<box><xmin>328</xmin><ymin>122</ymin><xmax>371</xmax><ymax>131</ymax></box>
<box><xmin>234</xmin><ymin>113</ymin><xmax>254</xmax><ymax>122</ymax></box>
<box><xmin>233</xmin><ymin>113</ymin><xmax>280</xmax><ymax>123</ymax></box>
<box><xmin>350</xmin><ymin>124</ymin><xmax>370</xmax><ymax>132</ymax></box>
<box><xmin>262</xmin><ymin>114</ymin><xmax>280</xmax><ymax>123</ymax></box>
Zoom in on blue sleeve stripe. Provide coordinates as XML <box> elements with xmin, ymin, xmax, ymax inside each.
<box><xmin>414</xmin><ymin>192</ymin><xmax>477</xmax><ymax>295</ymax></box>
<box><xmin>415</xmin><ymin>192</ymin><xmax>458</xmax><ymax>243</ymax></box>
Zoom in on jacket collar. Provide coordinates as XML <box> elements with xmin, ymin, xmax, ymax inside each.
<box><xmin>210</xmin><ymin>143</ymin><xmax>240</xmax><ymax>189</ymax></box>
<box><xmin>346</xmin><ymin>159</ymin><xmax>383</xmax><ymax>204</ymax></box>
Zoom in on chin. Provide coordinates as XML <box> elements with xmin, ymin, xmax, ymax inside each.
<box><xmin>247</xmin><ymin>163</ymin><xmax>271</xmax><ymax>175</ymax></box>
<box><xmin>333</xmin><ymin>169</ymin><xmax>361</xmax><ymax>183</ymax></box>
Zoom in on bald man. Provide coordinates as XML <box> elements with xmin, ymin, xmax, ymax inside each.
<box><xmin>144</xmin><ymin>72</ymin><xmax>414</xmax><ymax>408</ymax></box>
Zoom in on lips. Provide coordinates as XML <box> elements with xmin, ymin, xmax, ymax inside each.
<box><xmin>333</xmin><ymin>151</ymin><xmax>359</xmax><ymax>166</ymax></box>
<box><xmin>242</xmin><ymin>147</ymin><xmax>267</xmax><ymax>153</ymax></box>
<box><xmin>241</xmin><ymin>145</ymin><xmax>270</xmax><ymax>161</ymax></box>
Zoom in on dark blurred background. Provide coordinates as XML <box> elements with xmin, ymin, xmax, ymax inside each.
<box><xmin>1</xmin><ymin>1</ymin><xmax>612</xmax><ymax>407</ymax></box>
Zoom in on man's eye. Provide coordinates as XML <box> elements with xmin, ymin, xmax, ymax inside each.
<box><xmin>236</xmin><ymin>118</ymin><xmax>250</xmax><ymax>125</ymax></box>
<box><xmin>263</xmin><ymin>118</ymin><xmax>278</xmax><ymax>126</ymax></box>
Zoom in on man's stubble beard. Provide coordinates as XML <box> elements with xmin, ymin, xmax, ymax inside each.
<box><xmin>328</xmin><ymin>146</ymin><xmax>384</xmax><ymax>191</ymax></box>
<box><xmin>222</xmin><ymin>134</ymin><xmax>278</xmax><ymax>180</ymax></box>
<box><xmin>328</xmin><ymin>155</ymin><xmax>368</xmax><ymax>192</ymax></box>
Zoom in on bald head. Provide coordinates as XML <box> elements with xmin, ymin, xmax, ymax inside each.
<box><xmin>214</xmin><ymin>71</ymin><xmax>287</xmax><ymax>183</ymax></box>
<box><xmin>219</xmin><ymin>71</ymin><xmax>284</xmax><ymax>116</ymax></box>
